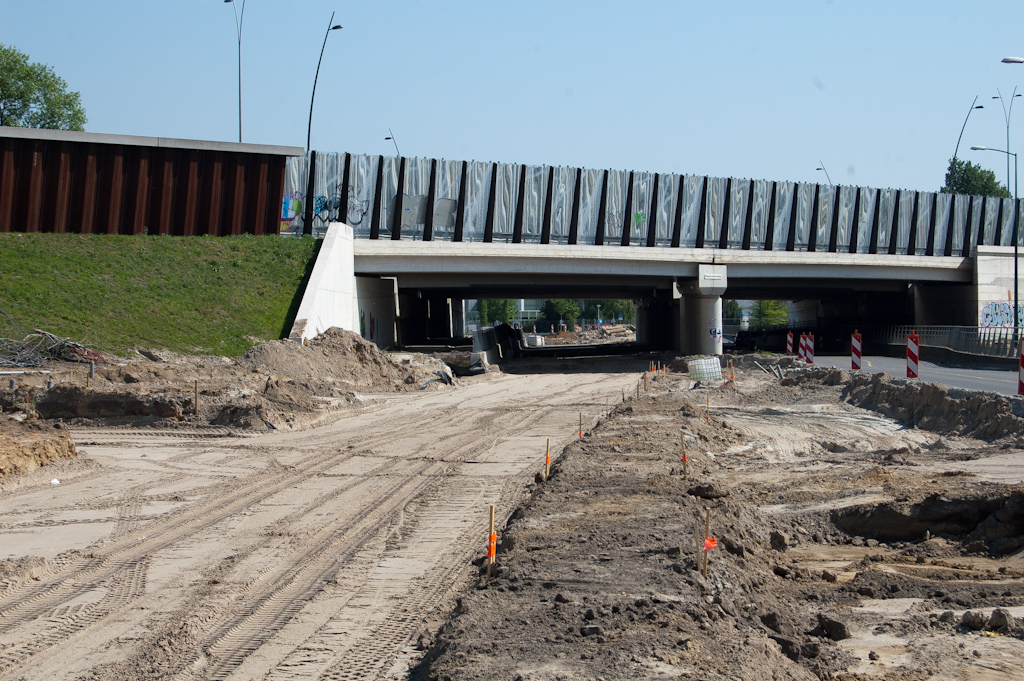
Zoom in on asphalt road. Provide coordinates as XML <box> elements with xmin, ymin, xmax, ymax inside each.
<box><xmin>809</xmin><ymin>355</ymin><xmax>1021</xmax><ymax>396</ymax></box>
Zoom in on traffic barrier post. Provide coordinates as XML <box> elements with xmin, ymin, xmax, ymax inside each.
<box><xmin>806</xmin><ymin>334</ymin><xmax>815</xmax><ymax>365</ymax></box>
<box><xmin>786</xmin><ymin>331</ymin><xmax>794</xmax><ymax>355</ymax></box>
<box><xmin>798</xmin><ymin>333</ymin><xmax>806</xmax><ymax>361</ymax></box>
<box><xmin>907</xmin><ymin>330</ymin><xmax>919</xmax><ymax>378</ymax></box>
<box><xmin>851</xmin><ymin>330</ymin><xmax>862</xmax><ymax>371</ymax></box>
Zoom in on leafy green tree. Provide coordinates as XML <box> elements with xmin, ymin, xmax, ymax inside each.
<box><xmin>0</xmin><ymin>44</ymin><xmax>86</xmax><ymax>130</ymax></box>
<box><xmin>745</xmin><ymin>300</ymin><xmax>788</xmax><ymax>329</ymax></box>
<box><xmin>541</xmin><ymin>299</ymin><xmax>580</xmax><ymax>324</ymax></box>
<box><xmin>581</xmin><ymin>299</ymin><xmax>635</xmax><ymax>324</ymax></box>
<box><xmin>941</xmin><ymin>158</ymin><xmax>1010</xmax><ymax>198</ymax></box>
<box><xmin>490</xmin><ymin>299</ymin><xmax>519</xmax><ymax>325</ymax></box>
<box><xmin>476</xmin><ymin>299</ymin><xmax>491</xmax><ymax>326</ymax></box>
<box><xmin>723</xmin><ymin>299</ymin><xmax>742</xmax><ymax>319</ymax></box>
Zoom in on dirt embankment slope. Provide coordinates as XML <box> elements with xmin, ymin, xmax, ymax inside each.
<box><xmin>1</xmin><ymin>328</ymin><xmax>453</xmax><ymax>433</ymax></box>
<box><xmin>421</xmin><ymin>367</ymin><xmax>1024</xmax><ymax>681</ymax></box>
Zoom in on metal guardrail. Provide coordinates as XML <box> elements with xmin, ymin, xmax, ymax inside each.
<box><xmin>867</xmin><ymin>325</ymin><xmax>1020</xmax><ymax>359</ymax></box>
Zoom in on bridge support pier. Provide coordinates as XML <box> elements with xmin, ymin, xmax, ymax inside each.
<box><xmin>677</xmin><ymin>265</ymin><xmax>727</xmax><ymax>356</ymax></box>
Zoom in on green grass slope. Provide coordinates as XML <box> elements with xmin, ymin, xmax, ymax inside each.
<box><xmin>0</xmin><ymin>233</ymin><xmax>320</xmax><ymax>356</ymax></box>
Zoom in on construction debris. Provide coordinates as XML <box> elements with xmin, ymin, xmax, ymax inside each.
<box><xmin>0</xmin><ymin>330</ymin><xmax>105</xmax><ymax>368</ymax></box>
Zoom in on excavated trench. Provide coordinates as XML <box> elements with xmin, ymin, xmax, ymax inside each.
<box><xmin>833</xmin><ymin>491</ymin><xmax>1024</xmax><ymax>554</ymax></box>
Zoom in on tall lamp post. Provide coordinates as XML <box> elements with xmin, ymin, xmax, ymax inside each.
<box><xmin>306</xmin><ymin>13</ymin><xmax>343</xmax><ymax>151</ymax></box>
<box><xmin>224</xmin><ymin>0</ymin><xmax>246</xmax><ymax>143</ymax></box>
<box><xmin>815</xmin><ymin>162</ymin><xmax>832</xmax><ymax>186</ymax></box>
<box><xmin>952</xmin><ymin>96</ymin><xmax>984</xmax><ymax>166</ymax></box>
<box><xmin>385</xmin><ymin>128</ymin><xmax>400</xmax><ymax>156</ymax></box>
<box><xmin>972</xmin><ymin>146</ymin><xmax>1019</xmax><ymax>341</ymax></box>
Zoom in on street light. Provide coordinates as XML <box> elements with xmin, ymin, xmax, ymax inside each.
<box><xmin>306</xmin><ymin>13</ymin><xmax>343</xmax><ymax>151</ymax></box>
<box><xmin>385</xmin><ymin>128</ymin><xmax>400</xmax><ymax>156</ymax></box>
<box><xmin>1002</xmin><ymin>57</ymin><xmax>1024</xmax><ymax>64</ymax></box>
<box><xmin>972</xmin><ymin>145</ymin><xmax>1019</xmax><ymax>341</ymax></box>
<box><xmin>815</xmin><ymin>162</ymin><xmax>832</xmax><ymax>186</ymax></box>
<box><xmin>953</xmin><ymin>96</ymin><xmax>984</xmax><ymax>164</ymax></box>
<box><xmin>224</xmin><ymin>0</ymin><xmax>246</xmax><ymax>143</ymax></box>
<box><xmin>991</xmin><ymin>88</ymin><xmax>1021</xmax><ymax>203</ymax></box>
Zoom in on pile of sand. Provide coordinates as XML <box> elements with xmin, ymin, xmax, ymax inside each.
<box><xmin>0</xmin><ymin>412</ymin><xmax>77</xmax><ymax>479</ymax></box>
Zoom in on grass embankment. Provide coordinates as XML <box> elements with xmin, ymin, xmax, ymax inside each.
<box><xmin>0</xmin><ymin>233</ymin><xmax>320</xmax><ymax>356</ymax></box>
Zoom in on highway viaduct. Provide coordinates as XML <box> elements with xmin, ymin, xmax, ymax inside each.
<box><xmin>284</xmin><ymin>152</ymin><xmax>1024</xmax><ymax>355</ymax></box>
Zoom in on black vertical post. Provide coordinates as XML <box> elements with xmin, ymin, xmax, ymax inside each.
<box><xmin>621</xmin><ymin>171</ymin><xmax>635</xmax><ymax>247</ymax></box>
<box><xmin>786</xmin><ymin>182</ymin><xmax>799</xmax><ymax>251</ymax></box>
<box><xmin>849</xmin><ymin>187</ymin><xmax>862</xmax><ymax>253</ymax></box>
<box><xmin>338</xmin><ymin>152</ymin><xmax>350</xmax><ymax>224</ymax></box>
<box><xmin>391</xmin><ymin>156</ymin><xmax>406</xmax><ymax>240</ymax></box>
<box><xmin>512</xmin><ymin>164</ymin><xmax>526</xmax><ymax>243</ymax></box>
<box><xmin>483</xmin><ymin>162</ymin><xmax>497</xmax><ymax>243</ymax></box>
<box><xmin>975</xmin><ymin>195</ymin><xmax>988</xmax><ymax>253</ymax></box>
<box><xmin>671</xmin><ymin>175</ymin><xmax>685</xmax><ymax>248</ymax></box>
<box><xmin>595</xmin><ymin>170</ymin><xmax>608</xmax><ymax>245</ymax></box>
<box><xmin>808</xmin><ymin>184</ymin><xmax>821</xmax><ymax>251</ymax></box>
<box><xmin>764</xmin><ymin>182</ymin><xmax>778</xmax><ymax>251</ymax></box>
<box><xmin>925</xmin><ymin>192</ymin><xmax>938</xmax><ymax>256</ymax></box>
<box><xmin>995</xmin><ymin>198</ymin><xmax>1006</xmax><ymax>245</ymax></box>
<box><xmin>695</xmin><ymin>176</ymin><xmax>708</xmax><ymax>248</ymax></box>
<box><xmin>828</xmin><ymin>185</ymin><xmax>841</xmax><ymax>252</ymax></box>
<box><xmin>369</xmin><ymin>155</ymin><xmax>384</xmax><ymax>239</ymax></box>
<box><xmin>568</xmin><ymin>168</ymin><xmax>581</xmax><ymax>245</ymax></box>
<box><xmin>302</xmin><ymin>150</ymin><xmax>317</xmax><ymax>235</ymax></box>
<box><xmin>454</xmin><ymin>160</ymin><xmax>469</xmax><ymax>242</ymax></box>
<box><xmin>964</xmin><ymin>195</ymin><xmax>976</xmax><ymax>256</ymax></box>
<box><xmin>889</xmin><ymin>190</ymin><xmax>902</xmax><ymax>255</ymax></box>
<box><xmin>944</xmin><ymin>194</ymin><xmax>957</xmax><ymax>256</ymax></box>
<box><xmin>718</xmin><ymin>178</ymin><xmax>732</xmax><ymax>249</ymax></box>
<box><xmin>646</xmin><ymin>173</ymin><xmax>660</xmax><ymax>247</ymax></box>
<box><xmin>868</xmin><ymin>189</ymin><xmax>881</xmax><ymax>254</ymax></box>
<box><xmin>541</xmin><ymin>166</ymin><xmax>554</xmax><ymax>244</ymax></box>
<box><xmin>423</xmin><ymin>158</ymin><xmax>437</xmax><ymax>241</ymax></box>
<box><xmin>741</xmin><ymin>179</ymin><xmax>755</xmax><ymax>250</ymax></box>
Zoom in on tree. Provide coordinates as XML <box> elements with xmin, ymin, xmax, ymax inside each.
<box><xmin>580</xmin><ymin>299</ymin><xmax>635</xmax><ymax>324</ymax></box>
<box><xmin>0</xmin><ymin>44</ymin><xmax>86</xmax><ymax>131</ymax></box>
<box><xmin>723</xmin><ymin>299</ymin><xmax>742</xmax><ymax>319</ymax></box>
<box><xmin>941</xmin><ymin>158</ymin><xmax>1010</xmax><ymax>198</ymax></box>
<box><xmin>541</xmin><ymin>299</ymin><xmax>580</xmax><ymax>324</ymax></box>
<box><xmin>476</xmin><ymin>300</ymin><xmax>491</xmax><ymax>327</ymax></box>
<box><xmin>745</xmin><ymin>300</ymin><xmax>788</xmax><ymax>329</ymax></box>
<box><xmin>490</xmin><ymin>299</ymin><xmax>519</xmax><ymax>325</ymax></box>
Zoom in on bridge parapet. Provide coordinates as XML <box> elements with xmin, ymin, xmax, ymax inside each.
<box><xmin>284</xmin><ymin>152</ymin><xmax>1022</xmax><ymax>259</ymax></box>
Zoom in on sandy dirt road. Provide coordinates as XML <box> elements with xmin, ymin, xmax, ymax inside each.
<box><xmin>0</xmin><ymin>361</ymin><xmax>643</xmax><ymax>681</ymax></box>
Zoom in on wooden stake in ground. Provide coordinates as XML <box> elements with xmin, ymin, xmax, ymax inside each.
<box><xmin>579</xmin><ymin>412</ymin><xmax>582</xmax><ymax>438</ymax></box>
<box><xmin>194</xmin><ymin>379</ymin><xmax>199</xmax><ymax>416</ymax></box>
<box><xmin>702</xmin><ymin>507</ymin><xmax>711</xmax><ymax>577</ymax></box>
<box><xmin>487</xmin><ymin>504</ymin><xmax>496</xmax><ymax>580</ymax></box>
<box><xmin>705</xmin><ymin>394</ymin><xmax>710</xmax><ymax>423</ymax></box>
<box><xmin>681</xmin><ymin>434</ymin><xmax>688</xmax><ymax>477</ymax></box>
<box><xmin>643</xmin><ymin>373</ymin><xmax>647</xmax><ymax>391</ymax></box>
<box><xmin>545</xmin><ymin>438</ymin><xmax>550</xmax><ymax>478</ymax></box>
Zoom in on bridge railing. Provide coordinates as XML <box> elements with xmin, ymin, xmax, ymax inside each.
<box><xmin>866</xmin><ymin>325</ymin><xmax>1020</xmax><ymax>359</ymax></box>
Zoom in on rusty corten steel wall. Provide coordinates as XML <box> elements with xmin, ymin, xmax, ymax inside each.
<box><xmin>0</xmin><ymin>130</ymin><xmax>301</xmax><ymax>236</ymax></box>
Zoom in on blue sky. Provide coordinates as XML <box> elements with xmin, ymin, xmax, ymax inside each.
<box><xmin>4</xmin><ymin>1</ymin><xmax>1024</xmax><ymax>193</ymax></box>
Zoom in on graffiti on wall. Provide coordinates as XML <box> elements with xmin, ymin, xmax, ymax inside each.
<box><xmin>980</xmin><ymin>301</ymin><xmax>1024</xmax><ymax>328</ymax></box>
<box><xmin>280</xmin><ymin>191</ymin><xmax>304</xmax><ymax>232</ymax></box>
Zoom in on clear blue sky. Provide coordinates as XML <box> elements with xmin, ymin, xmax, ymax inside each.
<box><xmin>4</xmin><ymin>1</ymin><xmax>1024</xmax><ymax>193</ymax></box>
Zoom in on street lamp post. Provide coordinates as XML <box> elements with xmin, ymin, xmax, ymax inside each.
<box><xmin>224</xmin><ymin>0</ymin><xmax>246</xmax><ymax>143</ymax></box>
<box><xmin>306</xmin><ymin>13</ymin><xmax>343</xmax><ymax>151</ymax></box>
<box><xmin>815</xmin><ymin>162</ymin><xmax>832</xmax><ymax>186</ymax></box>
<box><xmin>385</xmin><ymin>128</ymin><xmax>400</xmax><ymax>156</ymax></box>
<box><xmin>952</xmin><ymin>95</ymin><xmax>984</xmax><ymax>165</ymax></box>
<box><xmin>972</xmin><ymin>146</ymin><xmax>1019</xmax><ymax>342</ymax></box>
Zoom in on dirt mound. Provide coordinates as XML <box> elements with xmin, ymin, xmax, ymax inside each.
<box><xmin>0</xmin><ymin>412</ymin><xmax>77</xmax><ymax>478</ymax></box>
<box><xmin>2</xmin><ymin>327</ymin><xmax>454</xmax><ymax>432</ymax></box>
<box><xmin>782</xmin><ymin>367</ymin><xmax>851</xmax><ymax>386</ymax></box>
<box><xmin>843</xmin><ymin>372</ymin><xmax>1024</xmax><ymax>440</ymax></box>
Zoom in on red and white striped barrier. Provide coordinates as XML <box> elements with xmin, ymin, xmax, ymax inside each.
<box><xmin>786</xmin><ymin>331</ymin><xmax>794</xmax><ymax>355</ymax></box>
<box><xmin>805</xmin><ymin>333</ymin><xmax>815</xmax><ymax>365</ymax></box>
<box><xmin>906</xmin><ymin>330</ymin><xmax>919</xmax><ymax>379</ymax></box>
<box><xmin>1018</xmin><ymin>339</ymin><xmax>1023</xmax><ymax>395</ymax></box>
<box><xmin>798</xmin><ymin>333</ymin><xmax>806</xmax><ymax>361</ymax></box>
<box><xmin>851</xmin><ymin>330</ymin><xmax>862</xmax><ymax>371</ymax></box>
